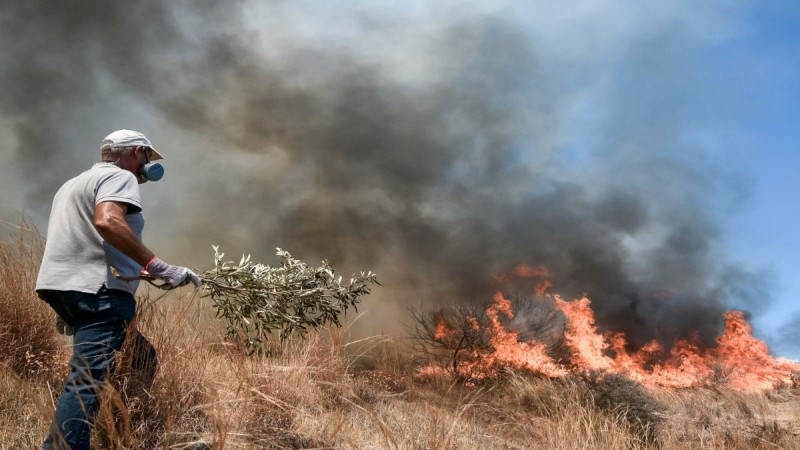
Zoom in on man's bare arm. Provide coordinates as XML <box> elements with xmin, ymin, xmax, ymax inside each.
<box><xmin>93</xmin><ymin>201</ymin><xmax>155</xmax><ymax>267</ymax></box>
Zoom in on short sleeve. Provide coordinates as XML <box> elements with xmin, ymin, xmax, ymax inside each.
<box><xmin>95</xmin><ymin>170</ymin><xmax>143</xmax><ymax>214</ymax></box>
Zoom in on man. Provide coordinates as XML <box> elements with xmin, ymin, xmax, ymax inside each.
<box><xmin>36</xmin><ymin>129</ymin><xmax>201</xmax><ymax>450</ymax></box>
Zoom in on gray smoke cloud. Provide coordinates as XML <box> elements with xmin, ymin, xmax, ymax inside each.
<box><xmin>0</xmin><ymin>1</ymin><xmax>771</xmax><ymax>349</ymax></box>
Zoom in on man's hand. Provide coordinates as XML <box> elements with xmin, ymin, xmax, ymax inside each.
<box><xmin>142</xmin><ymin>257</ymin><xmax>202</xmax><ymax>288</ymax></box>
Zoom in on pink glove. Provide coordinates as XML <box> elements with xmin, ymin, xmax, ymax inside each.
<box><xmin>142</xmin><ymin>257</ymin><xmax>202</xmax><ymax>288</ymax></box>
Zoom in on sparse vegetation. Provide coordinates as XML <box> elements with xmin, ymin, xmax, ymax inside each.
<box><xmin>1</xmin><ymin>224</ymin><xmax>800</xmax><ymax>449</ymax></box>
<box><xmin>410</xmin><ymin>301</ymin><xmax>492</xmax><ymax>381</ymax></box>
<box><xmin>410</xmin><ymin>296</ymin><xmax>567</xmax><ymax>384</ymax></box>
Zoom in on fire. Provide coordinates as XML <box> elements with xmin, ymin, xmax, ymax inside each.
<box><xmin>641</xmin><ymin>339</ymin><xmax>714</xmax><ymax>389</ymax></box>
<box><xmin>717</xmin><ymin>311</ymin><xmax>799</xmax><ymax>393</ymax></box>
<box><xmin>482</xmin><ymin>292</ymin><xmax>568</xmax><ymax>379</ymax></box>
<box><xmin>433</xmin><ymin>316</ymin><xmax>450</xmax><ymax>340</ymax></box>
<box><xmin>419</xmin><ymin>270</ymin><xmax>800</xmax><ymax>394</ymax></box>
<box><xmin>512</xmin><ymin>264</ymin><xmax>550</xmax><ymax>278</ymax></box>
<box><xmin>557</xmin><ymin>296</ymin><xmax>614</xmax><ymax>372</ymax></box>
<box><xmin>492</xmin><ymin>264</ymin><xmax>550</xmax><ymax>284</ymax></box>
<box><xmin>535</xmin><ymin>279</ymin><xmax>553</xmax><ymax>296</ymax></box>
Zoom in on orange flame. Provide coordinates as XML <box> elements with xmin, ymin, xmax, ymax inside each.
<box><xmin>433</xmin><ymin>316</ymin><xmax>449</xmax><ymax>340</ymax></box>
<box><xmin>557</xmin><ymin>296</ymin><xmax>614</xmax><ymax>373</ymax></box>
<box><xmin>492</xmin><ymin>264</ymin><xmax>550</xmax><ymax>284</ymax></box>
<box><xmin>513</xmin><ymin>264</ymin><xmax>550</xmax><ymax>278</ymax></box>
<box><xmin>556</xmin><ymin>295</ymin><xmax>799</xmax><ymax>392</ymax></box>
<box><xmin>483</xmin><ymin>292</ymin><xmax>568</xmax><ymax>378</ymax></box>
<box><xmin>717</xmin><ymin>311</ymin><xmax>799</xmax><ymax>393</ymax></box>
<box><xmin>422</xmin><ymin>270</ymin><xmax>800</xmax><ymax>393</ymax></box>
<box><xmin>535</xmin><ymin>280</ymin><xmax>553</xmax><ymax>296</ymax></box>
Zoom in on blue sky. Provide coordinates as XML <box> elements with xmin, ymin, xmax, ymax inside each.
<box><xmin>708</xmin><ymin>2</ymin><xmax>800</xmax><ymax>354</ymax></box>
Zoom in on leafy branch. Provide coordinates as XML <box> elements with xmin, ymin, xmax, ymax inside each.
<box><xmin>200</xmin><ymin>247</ymin><xmax>379</xmax><ymax>355</ymax></box>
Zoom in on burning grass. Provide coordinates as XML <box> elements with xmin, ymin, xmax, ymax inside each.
<box><xmin>1</xmin><ymin>224</ymin><xmax>800</xmax><ymax>448</ymax></box>
<box><xmin>418</xmin><ymin>290</ymin><xmax>800</xmax><ymax>394</ymax></box>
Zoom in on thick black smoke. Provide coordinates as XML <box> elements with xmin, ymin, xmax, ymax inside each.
<box><xmin>0</xmin><ymin>1</ymin><xmax>769</xmax><ymax>348</ymax></box>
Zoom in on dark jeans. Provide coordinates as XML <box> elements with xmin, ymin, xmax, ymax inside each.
<box><xmin>38</xmin><ymin>286</ymin><xmax>157</xmax><ymax>450</ymax></box>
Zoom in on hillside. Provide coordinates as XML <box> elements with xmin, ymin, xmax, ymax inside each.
<box><xmin>2</xmin><ymin>230</ymin><xmax>799</xmax><ymax>449</ymax></box>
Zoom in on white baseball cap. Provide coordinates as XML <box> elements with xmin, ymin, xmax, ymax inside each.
<box><xmin>101</xmin><ymin>129</ymin><xmax>164</xmax><ymax>160</ymax></box>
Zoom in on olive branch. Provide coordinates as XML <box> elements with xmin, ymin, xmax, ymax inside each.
<box><xmin>200</xmin><ymin>247</ymin><xmax>378</xmax><ymax>354</ymax></box>
<box><xmin>114</xmin><ymin>247</ymin><xmax>379</xmax><ymax>355</ymax></box>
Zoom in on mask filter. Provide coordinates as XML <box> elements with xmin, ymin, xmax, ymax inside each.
<box><xmin>137</xmin><ymin>162</ymin><xmax>164</xmax><ymax>184</ymax></box>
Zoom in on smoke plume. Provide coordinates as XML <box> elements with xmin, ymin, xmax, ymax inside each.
<box><xmin>0</xmin><ymin>1</ymin><xmax>768</xmax><ymax>348</ymax></box>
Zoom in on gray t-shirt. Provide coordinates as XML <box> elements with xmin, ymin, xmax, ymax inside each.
<box><xmin>36</xmin><ymin>163</ymin><xmax>145</xmax><ymax>295</ymax></box>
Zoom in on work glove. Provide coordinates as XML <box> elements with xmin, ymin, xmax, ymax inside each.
<box><xmin>142</xmin><ymin>257</ymin><xmax>202</xmax><ymax>289</ymax></box>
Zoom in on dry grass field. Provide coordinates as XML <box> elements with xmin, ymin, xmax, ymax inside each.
<box><xmin>1</xmin><ymin>226</ymin><xmax>799</xmax><ymax>449</ymax></box>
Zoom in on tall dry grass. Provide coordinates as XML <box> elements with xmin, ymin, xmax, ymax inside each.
<box><xmin>0</xmin><ymin>221</ymin><xmax>66</xmax><ymax>381</ymax></box>
<box><xmin>0</xmin><ymin>221</ymin><xmax>66</xmax><ymax>448</ymax></box>
<box><xmin>0</xmin><ymin>222</ymin><xmax>799</xmax><ymax>449</ymax></box>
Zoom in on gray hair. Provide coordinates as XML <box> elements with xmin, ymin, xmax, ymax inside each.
<box><xmin>100</xmin><ymin>145</ymin><xmax>136</xmax><ymax>161</ymax></box>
